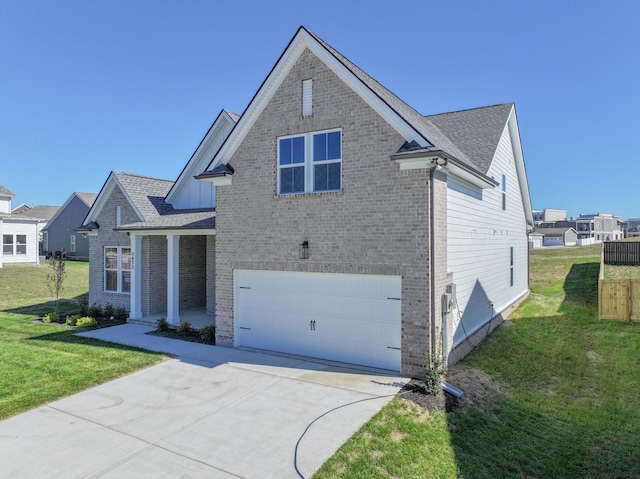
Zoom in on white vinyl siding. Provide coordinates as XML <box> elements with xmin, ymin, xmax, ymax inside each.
<box><xmin>447</xmin><ymin>123</ymin><xmax>528</xmax><ymax>346</ymax></box>
<box><xmin>0</xmin><ymin>221</ymin><xmax>42</xmax><ymax>264</ymax></box>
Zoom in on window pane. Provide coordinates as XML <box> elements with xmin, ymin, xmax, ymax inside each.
<box><xmin>3</xmin><ymin>245</ymin><xmax>12</xmax><ymax>254</ymax></box>
<box><xmin>121</xmin><ymin>248</ymin><xmax>131</xmax><ymax>270</ymax></box>
<box><xmin>279</xmin><ymin>138</ymin><xmax>292</xmax><ymax>165</ymax></box>
<box><xmin>122</xmin><ymin>271</ymin><xmax>131</xmax><ymax>293</ymax></box>
<box><xmin>314</xmin><ymin>164</ymin><xmax>328</xmax><ymax>191</ymax></box>
<box><xmin>280</xmin><ymin>168</ymin><xmax>293</xmax><ymax>193</ymax></box>
<box><xmin>280</xmin><ymin>167</ymin><xmax>304</xmax><ymax>194</ymax></box>
<box><xmin>16</xmin><ymin>235</ymin><xmax>26</xmax><ymax>245</ymax></box>
<box><xmin>105</xmin><ymin>247</ymin><xmax>118</xmax><ymax>269</ymax></box>
<box><xmin>105</xmin><ymin>271</ymin><xmax>118</xmax><ymax>291</ymax></box>
<box><xmin>3</xmin><ymin>235</ymin><xmax>12</xmax><ymax>245</ymax></box>
<box><xmin>328</xmin><ymin>162</ymin><xmax>341</xmax><ymax>190</ymax></box>
<box><xmin>313</xmin><ymin>133</ymin><xmax>326</xmax><ymax>161</ymax></box>
<box><xmin>327</xmin><ymin>131</ymin><xmax>341</xmax><ymax>160</ymax></box>
<box><xmin>16</xmin><ymin>244</ymin><xmax>26</xmax><ymax>254</ymax></box>
<box><xmin>292</xmin><ymin>136</ymin><xmax>304</xmax><ymax>164</ymax></box>
<box><xmin>293</xmin><ymin>166</ymin><xmax>305</xmax><ymax>192</ymax></box>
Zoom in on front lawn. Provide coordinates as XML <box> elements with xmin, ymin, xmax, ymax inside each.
<box><xmin>0</xmin><ymin>262</ymin><xmax>164</xmax><ymax>420</ymax></box>
<box><xmin>315</xmin><ymin>243</ymin><xmax>640</xmax><ymax>478</ymax></box>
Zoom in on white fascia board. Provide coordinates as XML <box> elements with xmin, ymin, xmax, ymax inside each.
<box><xmin>205</xmin><ymin>29</ymin><xmax>429</xmax><ymax>173</ymax></box>
<box><xmin>394</xmin><ymin>153</ymin><xmax>495</xmax><ymax>189</ymax></box>
<box><xmin>166</xmin><ymin>111</ymin><xmax>235</xmax><ymax>204</ymax></box>
<box><xmin>507</xmin><ymin>107</ymin><xmax>534</xmax><ymax>229</ymax></box>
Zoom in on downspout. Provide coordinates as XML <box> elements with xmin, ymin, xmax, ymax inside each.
<box><xmin>429</xmin><ymin>157</ymin><xmax>448</xmax><ymax>361</ymax></box>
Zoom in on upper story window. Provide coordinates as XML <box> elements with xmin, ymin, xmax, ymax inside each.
<box><xmin>278</xmin><ymin>129</ymin><xmax>342</xmax><ymax>195</ymax></box>
<box><xmin>501</xmin><ymin>174</ymin><xmax>507</xmax><ymax>210</ymax></box>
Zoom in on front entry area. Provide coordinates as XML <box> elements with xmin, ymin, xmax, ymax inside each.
<box><xmin>234</xmin><ymin>270</ymin><xmax>402</xmax><ymax>370</ymax></box>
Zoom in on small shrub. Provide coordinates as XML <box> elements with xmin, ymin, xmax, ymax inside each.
<box><xmin>79</xmin><ymin>296</ymin><xmax>89</xmax><ymax>316</ymax></box>
<box><xmin>423</xmin><ymin>352</ymin><xmax>446</xmax><ymax>394</ymax></box>
<box><xmin>88</xmin><ymin>303</ymin><xmax>103</xmax><ymax>320</ymax></box>
<box><xmin>200</xmin><ymin>325</ymin><xmax>216</xmax><ymax>345</ymax></box>
<box><xmin>42</xmin><ymin>312</ymin><xmax>60</xmax><ymax>323</ymax></box>
<box><xmin>156</xmin><ymin>317</ymin><xmax>169</xmax><ymax>332</ymax></box>
<box><xmin>76</xmin><ymin>316</ymin><xmax>97</xmax><ymax>328</ymax></box>
<box><xmin>65</xmin><ymin>315</ymin><xmax>80</xmax><ymax>326</ymax></box>
<box><xmin>177</xmin><ymin>321</ymin><xmax>192</xmax><ymax>336</ymax></box>
<box><xmin>103</xmin><ymin>303</ymin><xmax>115</xmax><ymax>319</ymax></box>
<box><xmin>114</xmin><ymin>306</ymin><xmax>128</xmax><ymax>321</ymax></box>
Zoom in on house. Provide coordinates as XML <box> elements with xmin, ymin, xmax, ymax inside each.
<box><xmin>532</xmin><ymin>208</ymin><xmax>566</xmax><ymax>225</ymax></box>
<box><xmin>540</xmin><ymin>227</ymin><xmax>578</xmax><ymax>247</ymax></box>
<box><xmin>42</xmin><ymin>192</ymin><xmax>98</xmax><ymax>259</ymax></box>
<box><xmin>80</xmin><ymin>27</ymin><xmax>533</xmax><ymax>376</ymax></box>
<box><xmin>622</xmin><ymin>218</ymin><xmax>640</xmax><ymax>238</ymax></box>
<box><xmin>0</xmin><ymin>186</ymin><xmax>59</xmax><ymax>267</ymax></box>
<box><xmin>546</xmin><ymin>213</ymin><xmax>623</xmax><ymax>244</ymax></box>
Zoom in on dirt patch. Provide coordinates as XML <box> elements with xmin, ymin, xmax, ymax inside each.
<box><xmin>399</xmin><ymin>365</ymin><xmax>504</xmax><ymax>413</ymax></box>
<box><xmin>586</xmin><ymin>350</ymin><xmax>603</xmax><ymax>364</ymax></box>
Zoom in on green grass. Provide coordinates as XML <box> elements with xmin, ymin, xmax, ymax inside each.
<box><xmin>315</xmin><ymin>244</ymin><xmax>640</xmax><ymax>478</ymax></box>
<box><xmin>0</xmin><ymin>262</ymin><xmax>164</xmax><ymax>420</ymax></box>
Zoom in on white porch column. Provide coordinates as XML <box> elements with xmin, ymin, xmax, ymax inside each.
<box><xmin>129</xmin><ymin>234</ymin><xmax>143</xmax><ymax>319</ymax></box>
<box><xmin>167</xmin><ymin>234</ymin><xmax>180</xmax><ymax>325</ymax></box>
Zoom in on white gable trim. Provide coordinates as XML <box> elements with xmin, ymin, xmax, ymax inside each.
<box><xmin>84</xmin><ymin>173</ymin><xmax>144</xmax><ymax>225</ymax></box>
<box><xmin>506</xmin><ymin>106</ymin><xmax>534</xmax><ymax>229</ymax></box>
<box><xmin>204</xmin><ymin>27</ymin><xmax>430</xmax><ymax>173</ymax></box>
<box><xmin>166</xmin><ymin>110</ymin><xmax>237</xmax><ymax>205</ymax></box>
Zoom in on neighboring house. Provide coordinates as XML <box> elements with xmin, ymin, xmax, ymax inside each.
<box><xmin>529</xmin><ymin>231</ymin><xmax>544</xmax><ymax>249</ymax></box>
<box><xmin>11</xmin><ymin>203</ymin><xmax>31</xmax><ymax>215</ymax></box>
<box><xmin>540</xmin><ymin>227</ymin><xmax>578</xmax><ymax>247</ymax></box>
<box><xmin>0</xmin><ymin>196</ymin><xmax>59</xmax><ymax>267</ymax></box>
<box><xmin>42</xmin><ymin>192</ymin><xmax>98</xmax><ymax>259</ymax></box>
<box><xmin>80</xmin><ymin>27</ymin><xmax>533</xmax><ymax>376</ymax></box>
<box><xmin>622</xmin><ymin>218</ymin><xmax>640</xmax><ymax>238</ymax></box>
<box><xmin>532</xmin><ymin>208</ymin><xmax>566</xmax><ymax>225</ymax></box>
<box><xmin>550</xmin><ymin>213</ymin><xmax>623</xmax><ymax>243</ymax></box>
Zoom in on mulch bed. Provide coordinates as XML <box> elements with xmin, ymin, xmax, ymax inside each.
<box><xmin>399</xmin><ymin>378</ymin><xmax>460</xmax><ymax>413</ymax></box>
<box><xmin>32</xmin><ymin>315</ymin><xmax>127</xmax><ymax>329</ymax></box>
<box><xmin>147</xmin><ymin>329</ymin><xmax>210</xmax><ymax>344</ymax></box>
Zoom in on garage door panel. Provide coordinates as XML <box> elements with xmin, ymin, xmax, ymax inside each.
<box><xmin>235</xmin><ymin>270</ymin><xmax>401</xmax><ymax>370</ymax></box>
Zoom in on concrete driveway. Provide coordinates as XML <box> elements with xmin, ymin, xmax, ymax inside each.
<box><xmin>0</xmin><ymin>324</ymin><xmax>406</xmax><ymax>478</ymax></box>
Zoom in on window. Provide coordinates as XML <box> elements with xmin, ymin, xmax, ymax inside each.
<box><xmin>104</xmin><ymin>246</ymin><xmax>131</xmax><ymax>293</ymax></box>
<box><xmin>502</xmin><ymin>174</ymin><xmax>507</xmax><ymax>210</ymax></box>
<box><xmin>3</xmin><ymin>235</ymin><xmax>13</xmax><ymax>255</ymax></box>
<box><xmin>510</xmin><ymin>247</ymin><xmax>514</xmax><ymax>287</ymax></box>
<box><xmin>278</xmin><ymin>129</ymin><xmax>341</xmax><ymax>195</ymax></box>
<box><xmin>16</xmin><ymin>235</ymin><xmax>26</xmax><ymax>255</ymax></box>
<box><xmin>70</xmin><ymin>235</ymin><xmax>76</xmax><ymax>253</ymax></box>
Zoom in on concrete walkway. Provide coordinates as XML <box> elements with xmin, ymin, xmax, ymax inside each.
<box><xmin>0</xmin><ymin>324</ymin><xmax>406</xmax><ymax>478</ymax></box>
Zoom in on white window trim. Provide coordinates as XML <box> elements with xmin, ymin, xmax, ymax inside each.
<box><xmin>3</xmin><ymin>234</ymin><xmax>14</xmax><ymax>255</ymax></box>
<box><xmin>16</xmin><ymin>235</ymin><xmax>26</xmax><ymax>255</ymax></box>
<box><xmin>277</xmin><ymin>128</ymin><xmax>342</xmax><ymax>195</ymax></box>
<box><xmin>104</xmin><ymin>246</ymin><xmax>131</xmax><ymax>294</ymax></box>
<box><xmin>70</xmin><ymin>235</ymin><xmax>76</xmax><ymax>253</ymax></box>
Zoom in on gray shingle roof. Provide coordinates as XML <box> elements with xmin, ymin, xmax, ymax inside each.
<box><xmin>10</xmin><ymin>205</ymin><xmax>59</xmax><ymax>221</ymax></box>
<box><xmin>76</xmin><ymin>192</ymin><xmax>98</xmax><ymax>207</ymax></box>
<box><xmin>117</xmin><ymin>209</ymin><xmax>215</xmax><ymax>231</ymax></box>
<box><xmin>0</xmin><ymin>185</ymin><xmax>16</xmax><ymax>197</ymax></box>
<box><xmin>307</xmin><ymin>28</ymin><xmax>478</xmax><ymax>170</ymax></box>
<box><xmin>539</xmin><ymin>227</ymin><xmax>576</xmax><ymax>235</ymax></box>
<box><xmin>225</xmin><ymin>110</ymin><xmax>241</xmax><ymax>123</ymax></box>
<box><xmin>113</xmin><ymin>172</ymin><xmax>175</xmax><ymax>222</ymax></box>
<box><xmin>426</xmin><ymin>104</ymin><xmax>514</xmax><ymax>175</ymax></box>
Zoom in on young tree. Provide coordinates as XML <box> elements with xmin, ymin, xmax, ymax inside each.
<box><xmin>46</xmin><ymin>256</ymin><xmax>66</xmax><ymax>313</ymax></box>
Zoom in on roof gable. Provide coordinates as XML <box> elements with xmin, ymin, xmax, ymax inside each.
<box><xmin>83</xmin><ymin>172</ymin><xmax>174</xmax><ymax>226</ymax></box>
<box><xmin>165</xmin><ymin>109</ymin><xmax>238</xmax><ymax>208</ymax></box>
<box><xmin>203</xmin><ymin>26</ymin><xmax>460</xmax><ymax>174</ymax></box>
<box><xmin>0</xmin><ymin>185</ymin><xmax>16</xmax><ymax>198</ymax></box>
<box><xmin>44</xmin><ymin>192</ymin><xmax>97</xmax><ymax>229</ymax></box>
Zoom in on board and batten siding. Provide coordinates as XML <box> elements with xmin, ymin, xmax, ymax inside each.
<box><xmin>171</xmin><ymin>121</ymin><xmax>232</xmax><ymax>210</ymax></box>
<box><xmin>447</xmin><ymin>122</ymin><xmax>529</xmax><ymax>347</ymax></box>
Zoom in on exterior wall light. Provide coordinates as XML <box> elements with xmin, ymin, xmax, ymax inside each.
<box><xmin>299</xmin><ymin>241</ymin><xmax>309</xmax><ymax>259</ymax></box>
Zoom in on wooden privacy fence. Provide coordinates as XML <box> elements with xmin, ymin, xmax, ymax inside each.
<box><xmin>603</xmin><ymin>241</ymin><xmax>640</xmax><ymax>265</ymax></box>
<box><xmin>599</xmin><ymin>279</ymin><xmax>640</xmax><ymax>321</ymax></box>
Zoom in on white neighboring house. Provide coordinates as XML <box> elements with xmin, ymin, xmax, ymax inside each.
<box><xmin>0</xmin><ymin>186</ymin><xmax>59</xmax><ymax>267</ymax></box>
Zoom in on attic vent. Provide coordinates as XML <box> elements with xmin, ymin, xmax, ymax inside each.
<box><xmin>302</xmin><ymin>79</ymin><xmax>312</xmax><ymax>117</ymax></box>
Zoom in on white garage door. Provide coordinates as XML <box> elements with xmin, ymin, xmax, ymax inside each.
<box><xmin>544</xmin><ymin>237</ymin><xmax>563</xmax><ymax>246</ymax></box>
<box><xmin>234</xmin><ymin>270</ymin><xmax>401</xmax><ymax>371</ymax></box>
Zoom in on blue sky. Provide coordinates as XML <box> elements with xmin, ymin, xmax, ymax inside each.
<box><xmin>1</xmin><ymin>0</ymin><xmax>638</xmax><ymax>219</ymax></box>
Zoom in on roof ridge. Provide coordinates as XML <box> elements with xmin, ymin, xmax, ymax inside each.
<box><xmin>114</xmin><ymin>171</ymin><xmax>174</xmax><ymax>183</ymax></box>
<box><xmin>426</xmin><ymin>102</ymin><xmax>514</xmax><ymax>118</ymax></box>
